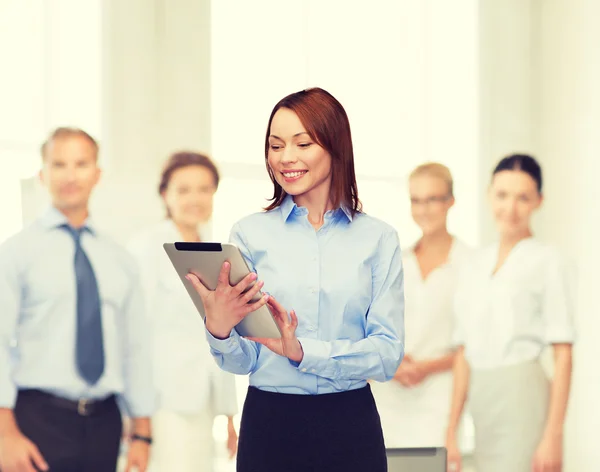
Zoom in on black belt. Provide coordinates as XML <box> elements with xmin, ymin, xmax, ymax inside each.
<box><xmin>18</xmin><ymin>389</ymin><xmax>116</xmax><ymax>416</ymax></box>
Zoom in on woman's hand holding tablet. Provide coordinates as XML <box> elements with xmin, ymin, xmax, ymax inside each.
<box><xmin>187</xmin><ymin>262</ymin><xmax>305</xmax><ymax>363</ymax></box>
<box><xmin>186</xmin><ymin>262</ymin><xmax>270</xmax><ymax>340</ymax></box>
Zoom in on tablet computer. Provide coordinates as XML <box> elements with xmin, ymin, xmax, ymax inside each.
<box><xmin>386</xmin><ymin>447</ymin><xmax>447</xmax><ymax>472</ymax></box>
<box><xmin>163</xmin><ymin>242</ymin><xmax>281</xmax><ymax>339</ymax></box>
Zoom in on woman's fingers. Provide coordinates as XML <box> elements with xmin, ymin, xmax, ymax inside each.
<box><xmin>267</xmin><ymin>299</ymin><xmax>283</xmax><ymax>318</ymax></box>
<box><xmin>215</xmin><ymin>263</ymin><xmax>260</xmax><ymax>298</ymax></box>
<box><xmin>266</xmin><ymin>298</ymin><xmax>298</xmax><ymax>333</ymax></box>
<box><xmin>266</xmin><ymin>296</ymin><xmax>287</xmax><ymax>315</ymax></box>
<box><xmin>232</xmin><ymin>271</ymin><xmax>258</xmax><ymax>296</ymax></box>
<box><xmin>185</xmin><ymin>273</ymin><xmax>209</xmax><ymax>298</ymax></box>
<box><xmin>216</xmin><ymin>261</ymin><xmax>232</xmax><ymax>288</ymax></box>
<box><xmin>243</xmin><ymin>293</ymin><xmax>270</xmax><ymax>315</ymax></box>
<box><xmin>289</xmin><ymin>310</ymin><xmax>298</xmax><ymax>329</ymax></box>
<box><xmin>240</xmin><ymin>280</ymin><xmax>264</xmax><ymax>304</ymax></box>
<box><xmin>267</xmin><ymin>300</ymin><xmax>291</xmax><ymax>328</ymax></box>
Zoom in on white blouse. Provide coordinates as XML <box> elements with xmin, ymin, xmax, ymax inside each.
<box><xmin>370</xmin><ymin>238</ymin><xmax>471</xmax><ymax>447</ymax></box>
<box><xmin>453</xmin><ymin>237</ymin><xmax>576</xmax><ymax>371</ymax></box>
<box><xmin>128</xmin><ymin>220</ymin><xmax>238</xmax><ymax>416</ymax></box>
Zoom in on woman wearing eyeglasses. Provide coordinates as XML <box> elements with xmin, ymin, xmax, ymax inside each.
<box><xmin>371</xmin><ymin>163</ymin><xmax>471</xmax><ymax>448</ymax></box>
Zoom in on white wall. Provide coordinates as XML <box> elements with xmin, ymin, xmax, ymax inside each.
<box><xmin>17</xmin><ymin>0</ymin><xmax>213</xmax><ymax>244</ymax></box>
<box><xmin>94</xmin><ymin>0</ymin><xmax>213</xmax><ymax>244</ymax></box>
<box><xmin>9</xmin><ymin>0</ymin><xmax>482</xmax><ymax>247</ymax></box>
<box><xmin>536</xmin><ymin>1</ymin><xmax>600</xmax><ymax>470</ymax></box>
<box><xmin>478</xmin><ymin>0</ymin><xmax>600</xmax><ymax>469</ymax></box>
<box><xmin>0</xmin><ymin>0</ymin><xmax>103</xmax><ymax>241</ymax></box>
<box><xmin>5</xmin><ymin>2</ymin><xmax>598</xmax><ymax>468</ymax></box>
<box><xmin>477</xmin><ymin>0</ymin><xmax>541</xmax><ymax>243</ymax></box>
<box><xmin>210</xmin><ymin>0</ymin><xmax>481</xmax><ymax>247</ymax></box>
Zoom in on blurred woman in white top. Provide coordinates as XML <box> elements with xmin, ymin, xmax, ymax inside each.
<box><xmin>371</xmin><ymin>163</ymin><xmax>470</xmax><ymax>447</ymax></box>
<box><xmin>128</xmin><ymin>152</ymin><xmax>238</xmax><ymax>471</ymax></box>
<box><xmin>445</xmin><ymin>154</ymin><xmax>575</xmax><ymax>472</ymax></box>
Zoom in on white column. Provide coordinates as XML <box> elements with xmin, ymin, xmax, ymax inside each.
<box><xmin>94</xmin><ymin>0</ymin><xmax>213</xmax><ymax>243</ymax></box>
<box><xmin>424</xmin><ymin>0</ymin><xmax>479</xmax><ymax>246</ymax></box>
<box><xmin>155</xmin><ymin>0</ymin><xmax>212</xmax><ymax>157</ymax></box>
<box><xmin>1</xmin><ymin>0</ymin><xmax>103</xmax><ymax>234</ymax></box>
<box><xmin>45</xmin><ymin>0</ymin><xmax>104</xmax><ymax>138</ymax></box>
<box><xmin>0</xmin><ymin>0</ymin><xmax>45</xmax><ymax>241</ymax></box>
<box><xmin>210</xmin><ymin>0</ymin><xmax>481</xmax><ymax>246</ymax></box>
<box><xmin>536</xmin><ymin>1</ymin><xmax>600</xmax><ymax>470</ymax></box>
<box><xmin>477</xmin><ymin>0</ymin><xmax>539</xmax><ymax>244</ymax></box>
<box><xmin>101</xmin><ymin>0</ymin><xmax>160</xmax><ymax>176</ymax></box>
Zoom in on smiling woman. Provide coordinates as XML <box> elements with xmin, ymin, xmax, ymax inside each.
<box><xmin>127</xmin><ymin>151</ymin><xmax>239</xmax><ymax>471</ymax></box>
<box><xmin>186</xmin><ymin>87</ymin><xmax>405</xmax><ymax>472</ymax></box>
<box><xmin>370</xmin><ymin>162</ymin><xmax>471</xmax><ymax>450</ymax></box>
<box><xmin>263</xmin><ymin>88</ymin><xmax>361</xmax><ymax>228</ymax></box>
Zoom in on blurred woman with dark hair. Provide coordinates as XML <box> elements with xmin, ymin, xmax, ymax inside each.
<box><xmin>445</xmin><ymin>154</ymin><xmax>574</xmax><ymax>472</ymax></box>
<box><xmin>186</xmin><ymin>87</ymin><xmax>405</xmax><ymax>472</ymax></box>
<box><xmin>128</xmin><ymin>152</ymin><xmax>238</xmax><ymax>471</ymax></box>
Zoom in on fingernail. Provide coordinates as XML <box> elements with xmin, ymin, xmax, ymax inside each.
<box><xmin>185</xmin><ymin>274</ymin><xmax>191</xmax><ymax>281</ymax></box>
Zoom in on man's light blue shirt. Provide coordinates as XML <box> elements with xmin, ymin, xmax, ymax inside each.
<box><xmin>206</xmin><ymin>195</ymin><xmax>405</xmax><ymax>395</ymax></box>
<box><xmin>0</xmin><ymin>207</ymin><xmax>154</xmax><ymax>416</ymax></box>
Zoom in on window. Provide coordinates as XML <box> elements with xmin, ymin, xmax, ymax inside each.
<box><xmin>0</xmin><ymin>151</ymin><xmax>41</xmax><ymax>244</ymax></box>
<box><xmin>1</xmin><ymin>0</ymin><xmax>104</xmax><ymax>242</ymax></box>
<box><xmin>0</xmin><ymin>166</ymin><xmax>24</xmax><ymax>244</ymax></box>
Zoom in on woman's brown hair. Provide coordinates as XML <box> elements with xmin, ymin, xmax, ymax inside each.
<box><xmin>158</xmin><ymin>151</ymin><xmax>220</xmax><ymax>218</ymax></box>
<box><xmin>158</xmin><ymin>151</ymin><xmax>220</xmax><ymax>196</ymax></box>
<box><xmin>264</xmin><ymin>87</ymin><xmax>362</xmax><ymax>215</ymax></box>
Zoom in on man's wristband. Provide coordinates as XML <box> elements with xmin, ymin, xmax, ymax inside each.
<box><xmin>132</xmin><ymin>434</ymin><xmax>152</xmax><ymax>445</ymax></box>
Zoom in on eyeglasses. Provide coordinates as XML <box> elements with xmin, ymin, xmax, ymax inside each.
<box><xmin>410</xmin><ymin>195</ymin><xmax>451</xmax><ymax>206</ymax></box>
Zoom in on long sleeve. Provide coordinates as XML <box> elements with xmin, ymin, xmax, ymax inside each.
<box><xmin>206</xmin><ymin>223</ymin><xmax>261</xmax><ymax>374</ymax></box>
<box><xmin>0</xmin><ymin>238</ymin><xmax>21</xmax><ymax>408</ymax></box>
<box><xmin>296</xmin><ymin>229</ymin><xmax>405</xmax><ymax>383</ymax></box>
<box><xmin>120</xmin><ymin>267</ymin><xmax>155</xmax><ymax>417</ymax></box>
<box><xmin>542</xmin><ymin>248</ymin><xmax>576</xmax><ymax>344</ymax></box>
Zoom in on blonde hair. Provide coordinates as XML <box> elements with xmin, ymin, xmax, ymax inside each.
<box><xmin>409</xmin><ymin>162</ymin><xmax>454</xmax><ymax>196</ymax></box>
<box><xmin>41</xmin><ymin>127</ymin><xmax>99</xmax><ymax>160</ymax></box>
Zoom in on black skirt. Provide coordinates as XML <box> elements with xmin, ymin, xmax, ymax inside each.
<box><xmin>236</xmin><ymin>384</ymin><xmax>387</xmax><ymax>472</ymax></box>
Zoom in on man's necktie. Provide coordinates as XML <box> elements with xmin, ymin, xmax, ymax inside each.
<box><xmin>62</xmin><ymin>224</ymin><xmax>105</xmax><ymax>385</ymax></box>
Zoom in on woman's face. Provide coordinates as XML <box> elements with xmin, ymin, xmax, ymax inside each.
<box><xmin>409</xmin><ymin>175</ymin><xmax>453</xmax><ymax>235</ymax></box>
<box><xmin>489</xmin><ymin>169</ymin><xmax>542</xmax><ymax>237</ymax></box>
<box><xmin>162</xmin><ymin>165</ymin><xmax>217</xmax><ymax>228</ymax></box>
<box><xmin>267</xmin><ymin>108</ymin><xmax>332</xmax><ymax>204</ymax></box>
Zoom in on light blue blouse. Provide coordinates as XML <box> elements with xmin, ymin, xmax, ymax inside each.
<box><xmin>206</xmin><ymin>195</ymin><xmax>405</xmax><ymax>395</ymax></box>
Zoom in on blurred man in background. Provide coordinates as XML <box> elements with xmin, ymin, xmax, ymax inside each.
<box><xmin>0</xmin><ymin>127</ymin><xmax>154</xmax><ymax>472</ymax></box>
